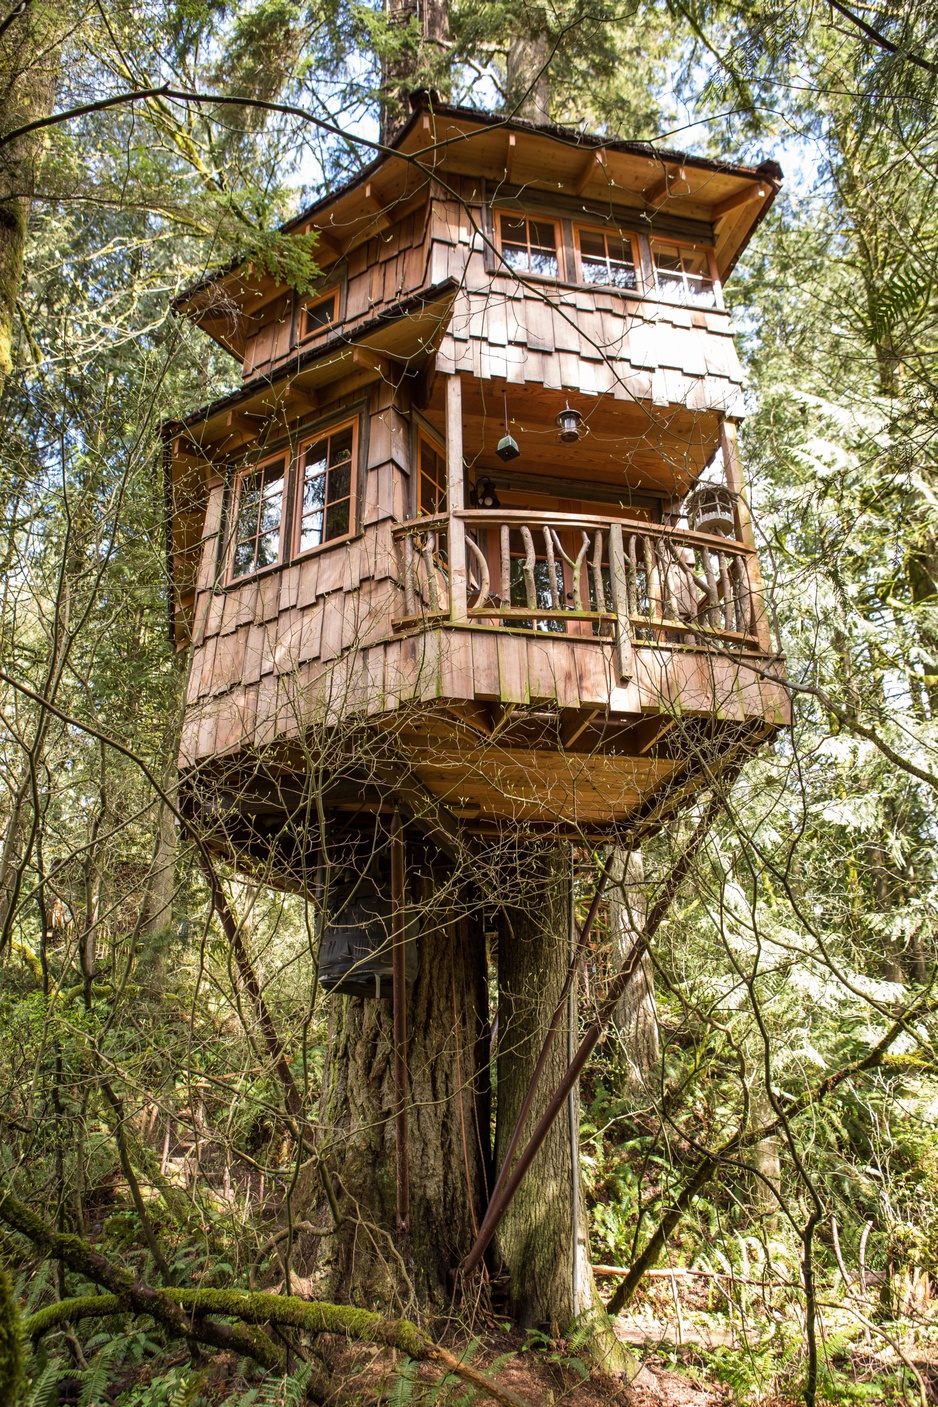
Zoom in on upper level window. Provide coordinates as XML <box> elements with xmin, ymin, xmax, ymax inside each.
<box><xmin>418</xmin><ymin>434</ymin><xmax>447</xmax><ymax>515</ymax></box>
<box><xmin>651</xmin><ymin>242</ymin><xmax>716</xmax><ymax>307</ymax></box>
<box><xmin>499</xmin><ymin>214</ymin><xmax>559</xmax><ymax>278</ymax></box>
<box><xmin>577</xmin><ymin>227</ymin><xmax>639</xmax><ymax>291</ymax></box>
<box><xmin>231</xmin><ymin>456</ymin><xmax>286</xmax><ymax>580</ymax></box>
<box><xmin>301</xmin><ymin>291</ymin><xmax>336</xmax><ymax>340</ymax></box>
<box><xmin>297</xmin><ymin>422</ymin><xmax>355</xmax><ymax>552</ymax></box>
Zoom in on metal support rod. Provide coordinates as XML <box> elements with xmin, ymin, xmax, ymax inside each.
<box><xmin>391</xmin><ymin>810</ymin><xmax>410</xmax><ymax>1233</ymax></box>
<box><xmin>458</xmin><ymin>795</ymin><xmax>722</xmax><ymax>1281</ymax></box>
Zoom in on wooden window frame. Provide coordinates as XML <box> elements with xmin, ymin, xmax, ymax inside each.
<box><xmin>574</xmin><ymin>222</ymin><xmax>643</xmax><ymax>293</ymax></box>
<box><xmin>227</xmin><ymin>451</ymin><xmax>288</xmax><ymax>585</ymax></box>
<box><xmin>292</xmin><ymin>416</ymin><xmax>359</xmax><ymax>559</ymax></box>
<box><xmin>297</xmin><ymin>288</ymin><xmax>339</xmax><ymax>344</ymax></box>
<box><xmin>415</xmin><ymin>425</ymin><xmax>447</xmax><ymax>519</ymax></box>
<box><xmin>649</xmin><ymin>239</ymin><xmax>721</xmax><ymax>308</ymax></box>
<box><xmin>495</xmin><ymin>210</ymin><xmax>562</xmax><ymax>280</ymax></box>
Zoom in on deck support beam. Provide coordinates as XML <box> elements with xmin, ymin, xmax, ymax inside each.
<box><xmin>446</xmin><ymin>373</ymin><xmax>468</xmax><ymax>622</ymax></box>
<box><xmin>720</xmin><ymin>418</ymin><xmax>772</xmax><ymax>653</ymax></box>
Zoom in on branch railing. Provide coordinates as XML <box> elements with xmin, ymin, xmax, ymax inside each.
<box><xmin>392</xmin><ymin>509</ymin><xmax>769</xmax><ymax>673</ymax></box>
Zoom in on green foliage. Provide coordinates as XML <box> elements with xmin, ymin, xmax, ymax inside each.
<box><xmin>0</xmin><ymin>1267</ymin><xmax>25</xmax><ymax>1407</ymax></box>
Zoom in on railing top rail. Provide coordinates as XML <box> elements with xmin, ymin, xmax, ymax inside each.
<box><xmin>454</xmin><ymin>508</ymin><xmax>753</xmax><ymax>552</ymax></box>
<box><xmin>393</xmin><ymin>514</ymin><xmax>449</xmax><ymax>536</ymax></box>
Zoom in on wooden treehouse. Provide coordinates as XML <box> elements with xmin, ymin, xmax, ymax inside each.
<box><xmin>166</xmin><ymin>94</ymin><xmax>791</xmax><ymax>863</ymax></box>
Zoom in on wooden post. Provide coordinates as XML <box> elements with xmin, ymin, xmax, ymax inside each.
<box><xmin>391</xmin><ymin>810</ymin><xmax>410</xmax><ymax>1233</ymax></box>
<box><xmin>608</xmin><ymin>523</ymin><xmax>635</xmax><ymax>682</ymax></box>
<box><xmin>719</xmin><ymin>419</ymin><xmax>772</xmax><ymax>653</ymax></box>
<box><xmin>445</xmin><ymin>373</ymin><xmax>468</xmax><ymax>622</ymax></box>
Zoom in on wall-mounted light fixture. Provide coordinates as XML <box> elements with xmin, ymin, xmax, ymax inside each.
<box><xmin>497</xmin><ymin>390</ymin><xmax>521</xmax><ymax>461</ymax></box>
<box><xmin>556</xmin><ymin>405</ymin><xmax>584</xmax><ymax>443</ymax></box>
<box><xmin>472</xmin><ymin>476</ymin><xmax>501</xmax><ymax>509</ymax></box>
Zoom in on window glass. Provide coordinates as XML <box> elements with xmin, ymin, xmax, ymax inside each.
<box><xmin>651</xmin><ymin>242</ymin><xmax>715</xmax><ymax>306</ymax></box>
<box><xmin>299</xmin><ymin>424</ymin><xmax>354</xmax><ymax>551</ymax></box>
<box><xmin>578</xmin><ymin>228</ymin><xmax>637</xmax><ymax>290</ymax></box>
<box><xmin>418</xmin><ymin>438</ymin><xmax>447</xmax><ymax>515</ymax></box>
<box><xmin>499</xmin><ymin>214</ymin><xmax>558</xmax><ymax>278</ymax></box>
<box><xmin>232</xmin><ymin>459</ymin><xmax>285</xmax><ymax>580</ymax></box>
<box><xmin>303</xmin><ymin>292</ymin><xmax>336</xmax><ymax>338</ymax></box>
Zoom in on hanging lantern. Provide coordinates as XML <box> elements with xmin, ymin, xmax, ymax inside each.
<box><xmin>496</xmin><ymin>389</ymin><xmax>521</xmax><ymax>461</ymax></box>
<box><xmin>555</xmin><ymin>405</ymin><xmax>584</xmax><ymax>443</ymax></box>
<box><xmin>685</xmin><ymin>485</ymin><xmax>737</xmax><ymax>538</ymax></box>
<box><xmin>473</xmin><ymin>475</ymin><xmax>501</xmax><ymax>509</ymax></box>
<box><xmin>318</xmin><ymin>872</ymin><xmax>418</xmax><ymax>998</ymax></box>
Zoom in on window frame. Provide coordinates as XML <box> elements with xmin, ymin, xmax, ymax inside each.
<box><xmin>227</xmin><ymin>451</ymin><xmax>289</xmax><ymax>585</ymax></box>
<box><xmin>574</xmin><ymin>222</ymin><xmax>643</xmax><ymax>293</ymax></box>
<box><xmin>415</xmin><ymin>426</ymin><xmax>448</xmax><ymax>519</ymax></box>
<box><xmin>292</xmin><ymin>416</ymin><xmax>359</xmax><ymax>560</ymax></box>
<box><xmin>649</xmin><ymin>239</ymin><xmax>721</xmax><ymax>308</ymax></box>
<box><xmin>496</xmin><ymin>210</ymin><xmax>562</xmax><ymax>281</ymax></box>
<box><xmin>297</xmin><ymin>288</ymin><xmax>339</xmax><ymax>344</ymax></box>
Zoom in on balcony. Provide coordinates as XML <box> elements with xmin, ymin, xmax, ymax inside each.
<box><xmin>392</xmin><ymin>509</ymin><xmax>770</xmax><ymax>677</ymax></box>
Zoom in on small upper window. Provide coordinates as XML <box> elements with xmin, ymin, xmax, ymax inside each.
<box><xmin>577</xmin><ymin>227</ymin><xmax>638</xmax><ymax>290</ymax></box>
<box><xmin>297</xmin><ymin>422</ymin><xmax>355</xmax><ymax>552</ymax></box>
<box><xmin>418</xmin><ymin>435</ymin><xmax>447</xmax><ymax>516</ymax></box>
<box><xmin>499</xmin><ymin>214</ymin><xmax>559</xmax><ymax>278</ymax></box>
<box><xmin>651</xmin><ymin>242</ymin><xmax>716</xmax><ymax>307</ymax></box>
<box><xmin>301</xmin><ymin>291</ymin><xmax>336</xmax><ymax>340</ymax></box>
<box><xmin>231</xmin><ymin>457</ymin><xmax>286</xmax><ymax>580</ymax></box>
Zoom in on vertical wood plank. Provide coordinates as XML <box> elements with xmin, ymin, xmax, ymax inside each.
<box><xmin>608</xmin><ymin>523</ymin><xmax>635</xmax><ymax>683</ymax></box>
<box><xmin>720</xmin><ymin>418</ymin><xmax>771</xmax><ymax>651</ymax></box>
<box><xmin>445</xmin><ymin>373</ymin><xmax>468</xmax><ymax>622</ymax></box>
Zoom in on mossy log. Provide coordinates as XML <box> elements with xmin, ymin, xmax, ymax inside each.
<box><xmin>3</xmin><ymin>1192</ymin><xmax>529</xmax><ymax>1407</ymax></box>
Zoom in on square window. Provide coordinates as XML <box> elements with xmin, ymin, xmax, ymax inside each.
<box><xmin>577</xmin><ymin>226</ymin><xmax>638</xmax><ymax>290</ymax></box>
<box><xmin>498</xmin><ymin>213</ymin><xmax>559</xmax><ymax>278</ymax></box>
<box><xmin>651</xmin><ymin>242</ymin><xmax>716</xmax><ymax>306</ymax></box>
<box><xmin>302</xmin><ymin>291</ymin><xmax>336</xmax><ymax>339</ymax></box>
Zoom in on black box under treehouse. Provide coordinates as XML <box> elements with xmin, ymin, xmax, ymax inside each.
<box><xmin>318</xmin><ymin>870</ymin><xmax>419</xmax><ymax>999</ymax></box>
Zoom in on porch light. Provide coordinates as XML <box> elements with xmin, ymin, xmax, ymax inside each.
<box><xmin>473</xmin><ymin>476</ymin><xmax>501</xmax><ymax>509</ymax></box>
<box><xmin>556</xmin><ymin>405</ymin><xmax>584</xmax><ymax>443</ymax></box>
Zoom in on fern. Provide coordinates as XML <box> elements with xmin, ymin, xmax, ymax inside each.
<box><xmin>78</xmin><ymin>1336</ymin><xmax>124</xmax><ymax>1407</ymax></box>
<box><xmin>23</xmin><ymin>1359</ymin><xmax>64</xmax><ymax>1407</ymax></box>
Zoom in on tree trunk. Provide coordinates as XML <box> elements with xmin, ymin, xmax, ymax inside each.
<box><xmin>494</xmin><ymin>846</ymin><xmax>589</xmax><ymax>1330</ymax></box>
<box><xmin>308</xmin><ymin>859</ymin><xmax>489</xmax><ymax>1313</ymax></box>
<box><xmin>609</xmin><ymin>848</ymin><xmax>659</xmax><ymax>1093</ymax></box>
<box><xmin>379</xmin><ymin>0</ymin><xmax>450</xmax><ymax>144</ymax></box>
<box><xmin>505</xmin><ymin>33</ymin><xmax>550</xmax><ymax>123</ymax></box>
<box><xmin>0</xmin><ymin>0</ymin><xmax>61</xmax><ymax>387</ymax></box>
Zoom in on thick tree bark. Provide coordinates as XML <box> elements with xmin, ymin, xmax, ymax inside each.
<box><xmin>609</xmin><ymin>848</ymin><xmax>660</xmax><ymax>1093</ymax></box>
<box><xmin>494</xmin><ymin>846</ymin><xmax>589</xmax><ymax>1330</ymax></box>
<box><xmin>379</xmin><ymin>0</ymin><xmax>450</xmax><ymax>144</ymax></box>
<box><xmin>0</xmin><ymin>0</ymin><xmax>61</xmax><ymax>387</ymax></box>
<box><xmin>505</xmin><ymin>33</ymin><xmax>550</xmax><ymax>123</ymax></box>
<box><xmin>308</xmin><ymin>860</ymin><xmax>489</xmax><ymax>1312</ymax></box>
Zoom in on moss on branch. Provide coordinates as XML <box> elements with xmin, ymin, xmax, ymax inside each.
<box><xmin>24</xmin><ymin>1294</ymin><xmax>123</xmax><ymax>1340</ymax></box>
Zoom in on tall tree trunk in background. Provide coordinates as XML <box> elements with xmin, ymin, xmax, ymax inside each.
<box><xmin>609</xmin><ymin>848</ymin><xmax>659</xmax><ymax>1093</ymax></box>
<box><xmin>308</xmin><ymin>863</ymin><xmax>489</xmax><ymax>1311</ymax></box>
<box><xmin>495</xmin><ymin>847</ymin><xmax>579</xmax><ymax>1329</ymax></box>
<box><xmin>494</xmin><ymin>847</ymin><xmax>633</xmax><ymax>1367</ymax></box>
<box><xmin>379</xmin><ymin>0</ymin><xmax>450</xmax><ymax>144</ymax></box>
<box><xmin>505</xmin><ymin>32</ymin><xmax>550</xmax><ymax>122</ymax></box>
<box><xmin>0</xmin><ymin>0</ymin><xmax>61</xmax><ymax>388</ymax></box>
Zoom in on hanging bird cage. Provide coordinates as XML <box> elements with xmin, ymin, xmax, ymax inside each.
<box><xmin>685</xmin><ymin>484</ymin><xmax>738</xmax><ymax>539</ymax></box>
<box><xmin>317</xmin><ymin>870</ymin><xmax>418</xmax><ymax>999</ymax></box>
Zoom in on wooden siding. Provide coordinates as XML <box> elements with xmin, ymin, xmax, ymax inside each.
<box><xmin>238</xmin><ymin>186</ymin><xmax>744</xmax><ymax>419</ymax></box>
